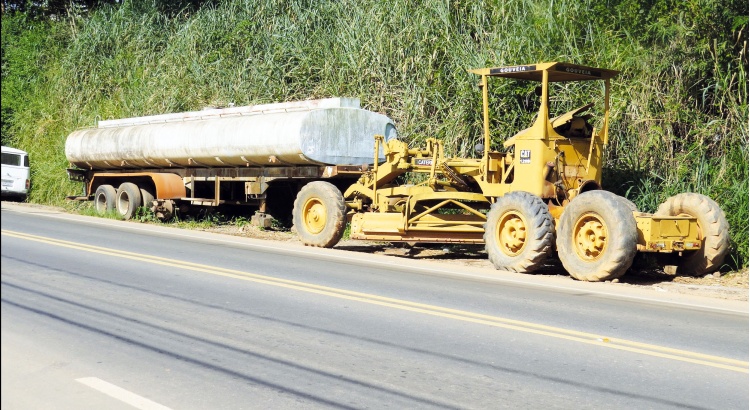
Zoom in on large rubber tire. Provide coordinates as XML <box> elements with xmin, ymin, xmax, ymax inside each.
<box><xmin>116</xmin><ymin>182</ymin><xmax>142</xmax><ymax>220</ymax></box>
<box><xmin>140</xmin><ymin>187</ymin><xmax>155</xmax><ymax>211</ymax></box>
<box><xmin>655</xmin><ymin>193</ymin><xmax>729</xmax><ymax>276</ymax></box>
<box><xmin>484</xmin><ymin>191</ymin><xmax>554</xmax><ymax>273</ymax></box>
<box><xmin>618</xmin><ymin>196</ymin><xmax>638</xmax><ymax>212</ymax></box>
<box><xmin>293</xmin><ymin>181</ymin><xmax>346</xmax><ymax>247</ymax></box>
<box><xmin>94</xmin><ymin>184</ymin><xmax>116</xmax><ymax>215</ymax></box>
<box><xmin>556</xmin><ymin>190</ymin><xmax>638</xmax><ymax>281</ymax></box>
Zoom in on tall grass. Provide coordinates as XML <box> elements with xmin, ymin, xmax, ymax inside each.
<box><xmin>2</xmin><ymin>0</ymin><xmax>747</xmax><ymax>268</ymax></box>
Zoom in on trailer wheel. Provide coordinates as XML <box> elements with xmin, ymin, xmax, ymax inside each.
<box><xmin>140</xmin><ymin>188</ymin><xmax>155</xmax><ymax>211</ymax></box>
<box><xmin>484</xmin><ymin>191</ymin><xmax>554</xmax><ymax>273</ymax></box>
<box><xmin>116</xmin><ymin>182</ymin><xmax>142</xmax><ymax>220</ymax></box>
<box><xmin>94</xmin><ymin>184</ymin><xmax>117</xmax><ymax>215</ymax></box>
<box><xmin>557</xmin><ymin>190</ymin><xmax>638</xmax><ymax>281</ymax></box>
<box><xmin>293</xmin><ymin>181</ymin><xmax>346</xmax><ymax>247</ymax></box>
<box><xmin>655</xmin><ymin>193</ymin><xmax>729</xmax><ymax>276</ymax></box>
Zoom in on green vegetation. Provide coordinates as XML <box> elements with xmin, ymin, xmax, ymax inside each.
<box><xmin>2</xmin><ymin>0</ymin><xmax>747</xmax><ymax>268</ymax></box>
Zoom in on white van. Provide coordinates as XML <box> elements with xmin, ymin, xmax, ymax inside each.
<box><xmin>1</xmin><ymin>146</ymin><xmax>30</xmax><ymax>201</ymax></box>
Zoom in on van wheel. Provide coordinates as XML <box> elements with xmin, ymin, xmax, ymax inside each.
<box><xmin>94</xmin><ymin>185</ymin><xmax>117</xmax><ymax>215</ymax></box>
<box><xmin>556</xmin><ymin>190</ymin><xmax>638</xmax><ymax>281</ymax></box>
<box><xmin>484</xmin><ymin>191</ymin><xmax>554</xmax><ymax>273</ymax></box>
<box><xmin>293</xmin><ymin>181</ymin><xmax>346</xmax><ymax>247</ymax></box>
<box><xmin>116</xmin><ymin>183</ymin><xmax>142</xmax><ymax>220</ymax></box>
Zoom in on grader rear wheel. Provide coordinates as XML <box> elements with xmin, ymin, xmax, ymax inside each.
<box><xmin>484</xmin><ymin>191</ymin><xmax>554</xmax><ymax>273</ymax></box>
<box><xmin>556</xmin><ymin>191</ymin><xmax>637</xmax><ymax>281</ymax></box>
<box><xmin>618</xmin><ymin>196</ymin><xmax>638</xmax><ymax>212</ymax></box>
<box><xmin>655</xmin><ymin>193</ymin><xmax>729</xmax><ymax>276</ymax></box>
<box><xmin>293</xmin><ymin>181</ymin><xmax>346</xmax><ymax>248</ymax></box>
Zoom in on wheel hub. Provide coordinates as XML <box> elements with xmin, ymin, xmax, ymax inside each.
<box><xmin>303</xmin><ymin>198</ymin><xmax>326</xmax><ymax>234</ymax></box>
<box><xmin>574</xmin><ymin>213</ymin><xmax>607</xmax><ymax>260</ymax></box>
<box><xmin>95</xmin><ymin>195</ymin><xmax>106</xmax><ymax>213</ymax></box>
<box><xmin>498</xmin><ymin>211</ymin><xmax>527</xmax><ymax>256</ymax></box>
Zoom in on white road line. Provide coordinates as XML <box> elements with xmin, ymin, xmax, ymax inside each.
<box><xmin>76</xmin><ymin>377</ymin><xmax>172</xmax><ymax>410</ymax></box>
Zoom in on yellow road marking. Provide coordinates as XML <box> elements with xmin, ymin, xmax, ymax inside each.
<box><xmin>3</xmin><ymin>229</ymin><xmax>748</xmax><ymax>373</ymax></box>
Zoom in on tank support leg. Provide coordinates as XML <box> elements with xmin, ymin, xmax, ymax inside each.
<box><xmin>251</xmin><ymin>200</ymin><xmax>273</xmax><ymax>228</ymax></box>
<box><xmin>214</xmin><ymin>176</ymin><xmax>221</xmax><ymax>206</ymax></box>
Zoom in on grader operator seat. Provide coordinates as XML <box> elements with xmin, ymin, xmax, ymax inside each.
<box><xmin>557</xmin><ymin>116</ymin><xmax>592</xmax><ymax>138</ymax></box>
<box><xmin>550</xmin><ymin>102</ymin><xmax>595</xmax><ymax>138</ymax></box>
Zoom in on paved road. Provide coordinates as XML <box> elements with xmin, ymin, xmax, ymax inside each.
<box><xmin>2</xmin><ymin>204</ymin><xmax>747</xmax><ymax>409</ymax></box>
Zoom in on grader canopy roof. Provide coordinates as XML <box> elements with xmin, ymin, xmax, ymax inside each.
<box><xmin>468</xmin><ymin>62</ymin><xmax>619</xmax><ymax>82</ymax></box>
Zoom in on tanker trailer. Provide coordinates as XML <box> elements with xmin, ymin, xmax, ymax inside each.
<box><xmin>66</xmin><ymin>97</ymin><xmax>397</xmax><ymax>229</ymax></box>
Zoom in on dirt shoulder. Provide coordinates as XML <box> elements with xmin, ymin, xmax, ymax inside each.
<box><xmin>4</xmin><ymin>201</ymin><xmax>748</xmax><ymax>302</ymax></box>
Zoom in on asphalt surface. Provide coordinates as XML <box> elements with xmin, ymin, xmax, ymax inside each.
<box><xmin>2</xmin><ymin>203</ymin><xmax>748</xmax><ymax>409</ymax></box>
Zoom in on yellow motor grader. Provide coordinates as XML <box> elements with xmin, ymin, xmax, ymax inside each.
<box><xmin>292</xmin><ymin>62</ymin><xmax>729</xmax><ymax>281</ymax></box>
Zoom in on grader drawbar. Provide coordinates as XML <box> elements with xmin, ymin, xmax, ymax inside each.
<box><xmin>292</xmin><ymin>62</ymin><xmax>729</xmax><ymax>282</ymax></box>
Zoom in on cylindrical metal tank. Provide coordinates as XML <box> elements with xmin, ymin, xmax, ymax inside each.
<box><xmin>65</xmin><ymin>98</ymin><xmax>398</xmax><ymax>170</ymax></box>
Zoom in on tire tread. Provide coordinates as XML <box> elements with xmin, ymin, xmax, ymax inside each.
<box><xmin>655</xmin><ymin>193</ymin><xmax>729</xmax><ymax>275</ymax></box>
<box><xmin>293</xmin><ymin>181</ymin><xmax>346</xmax><ymax>248</ymax></box>
<box><xmin>484</xmin><ymin>191</ymin><xmax>554</xmax><ymax>273</ymax></box>
<box><xmin>556</xmin><ymin>191</ymin><xmax>638</xmax><ymax>281</ymax></box>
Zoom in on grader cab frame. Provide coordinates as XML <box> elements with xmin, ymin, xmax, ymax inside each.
<box><xmin>293</xmin><ymin>62</ymin><xmax>729</xmax><ymax>281</ymax></box>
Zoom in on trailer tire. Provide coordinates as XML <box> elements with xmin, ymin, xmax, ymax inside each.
<box><xmin>140</xmin><ymin>188</ymin><xmax>155</xmax><ymax>211</ymax></box>
<box><xmin>116</xmin><ymin>182</ymin><xmax>142</xmax><ymax>220</ymax></box>
<box><xmin>484</xmin><ymin>191</ymin><xmax>554</xmax><ymax>273</ymax></box>
<box><xmin>94</xmin><ymin>184</ymin><xmax>117</xmax><ymax>215</ymax></box>
<box><xmin>293</xmin><ymin>181</ymin><xmax>346</xmax><ymax>248</ymax></box>
<box><xmin>556</xmin><ymin>190</ymin><xmax>637</xmax><ymax>281</ymax></box>
<box><xmin>655</xmin><ymin>193</ymin><xmax>729</xmax><ymax>276</ymax></box>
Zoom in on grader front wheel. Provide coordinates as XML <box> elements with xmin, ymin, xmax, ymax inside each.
<box><xmin>655</xmin><ymin>193</ymin><xmax>729</xmax><ymax>276</ymax></box>
<box><xmin>293</xmin><ymin>181</ymin><xmax>347</xmax><ymax>248</ymax></box>
<box><xmin>484</xmin><ymin>191</ymin><xmax>554</xmax><ymax>273</ymax></box>
<box><xmin>556</xmin><ymin>191</ymin><xmax>638</xmax><ymax>281</ymax></box>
